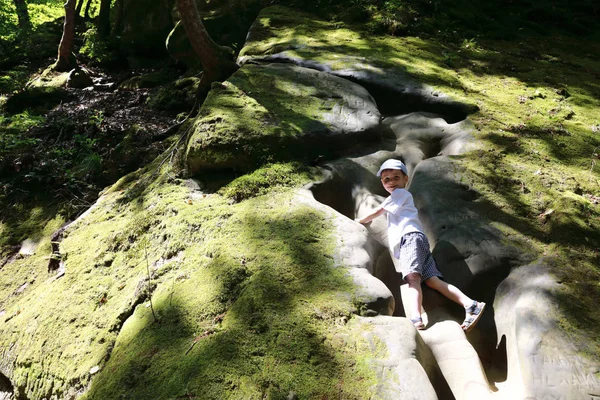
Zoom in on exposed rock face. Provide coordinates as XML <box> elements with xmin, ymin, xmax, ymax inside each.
<box><xmin>294</xmin><ymin>189</ymin><xmax>394</xmax><ymax>316</ymax></box>
<box><xmin>495</xmin><ymin>261</ymin><xmax>600</xmax><ymax>400</ymax></box>
<box><xmin>186</xmin><ymin>63</ymin><xmax>381</xmax><ymax>174</ymax></box>
<box><xmin>351</xmin><ymin>316</ymin><xmax>443</xmax><ymax>400</ymax></box>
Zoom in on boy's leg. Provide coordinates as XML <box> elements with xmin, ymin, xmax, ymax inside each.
<box><xmin>424</xmin><ymin>276</ymin><xmax>472</xmax><ymax>307</ymax></box>
<box><xmin>404</xmin><ymin>273</ymin><xmax>425</xmax><ymax>329</ymax></box>
<box><xmin>424</xmin><ymin>277</ymin><xmax>485</xmax><ymax>332</ymax></box>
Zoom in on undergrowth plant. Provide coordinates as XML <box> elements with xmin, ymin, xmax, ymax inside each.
<box><xmin>80</xmin><ymin>24</ymin><xmax>117</xmax><ymax>66</ymax></box>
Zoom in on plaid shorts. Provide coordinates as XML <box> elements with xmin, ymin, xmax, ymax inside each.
<box><xmin>396</xmin><ymin>232</ymin><xmax>443</xmax><ymax>282</ymax></box>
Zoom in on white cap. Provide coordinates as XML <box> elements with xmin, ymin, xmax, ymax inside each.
<box><xmin>376</xmin><ymin>159</ymin><xmax>408</xmax><ymax>177</ymax></box>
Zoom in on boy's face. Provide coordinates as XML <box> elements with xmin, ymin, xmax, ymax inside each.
<box><xmin>380</xmin><ymin>169</ymin><xmax>408</xmax><ymax>194</ymax></box>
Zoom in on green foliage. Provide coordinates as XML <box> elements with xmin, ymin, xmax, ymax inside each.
<box><xmin>0</xmin><ymin>111</ymin><xmax>44</xmax><ymax>133</ymax></box>
<box><xmin>0</xmin><ymin>66</ymin><xmax>32</xmax><ymax>94</ymax></box>
<box><xmin>79</xmin><ymin>24</ymin><xmax>112</xmax><ymax>64</ymax></box>
<box><xmin>0</xmin><ymin>1</ymin><xmax>18</xmax><ymax>41</ymax></box>
<box><xmin>363</xmin><ymin>0</ymin><xmax>423</xmax><ymax>35</ymax></box>
<box><xmin>0</xmin><ymin>108</ymin><xmax>108</xmax><ymax>225</ymax></box>
<box><xmin>0</xmin><ymin>0</ymin><xmax>63</xmax><ymax>61</ymax></box>
<box><xmin>88</xmin><ymin>110</ymin><xmax>105</xmax><ymax>127</ymax></box>
<box><xmin>218</xmin><ymin>162</ymin><xmax>319</xmax><ymax>202</ymax></box>
<box><xmin>28</xmin><ymin>1</ymin><xmax>64</xmax><ymax>27</ymax></box>
<box><xmin>80</xmin><ymin>24</ymin><xmax>118</xmax><ymax>66</ymax></box>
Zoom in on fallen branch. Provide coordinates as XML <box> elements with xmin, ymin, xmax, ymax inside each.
<box><xmin>185</xmin><ymin>329</ymin><xmax>215</xmax><ymax>355</ymax></box>
<box><xmin>145</xmin><ymin>245</ymin><xmax>158</xmax><ymax>323</ymax></box>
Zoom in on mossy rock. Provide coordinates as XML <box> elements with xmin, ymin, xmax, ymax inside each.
<box><xmin>67</xmin><ymin>68</ymin><xmax>94</xmax><ymax>89</ymax></box>
<box><xmin>118</xmin><ymin>0</ymin><xmax>174</xmax><ymax>59</ymax></box>
<box><xmin>146</xmin><ymin>76</ymin><xmax>200</xmax><ymax>112</ymax></box>
<box><xmin>185</xmin><ymin>62</ymin><xmax>381</xmax><ymax>174</ymax></box>
<box><xmin>239</xmin><ymin>5</ymin><xmax>478</xmax><ymax>121</ymax></box>
<box><xmin>27</xmin><ymin>66</ymin><xmax>70</xmax><ymax>89</ymax></box>
<box><xmin>0</xmin><ymin>163</ymin><xmax>380</xmax><ymax>399</ymax></box>
<box><xmin>2</xmin><ymin>86</ymin><xmax>72</xmax><ymax>114</ymax></box>
<box><xmin>120</xmin><ymin>69</ymin><xmax>180</xmax><ymax>90</ymax></box>
<box><xmin>217</xmin><ymin>162</ymin><xmax>320</xmax><ymax>203</ymax></box>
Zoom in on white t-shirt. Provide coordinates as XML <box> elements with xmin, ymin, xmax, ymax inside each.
<box><xmin>380</xmin><ymin>188</ymin><xmax>424</xmax><ymax>258</ymax></box>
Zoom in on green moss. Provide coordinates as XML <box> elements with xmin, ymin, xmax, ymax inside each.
<box><xmin>27</xmin><ymin>66</ymin><xmax>69</xmax><ymax>89</ymax></box>
<box><xmin>1</xmin><ymin>150</ymin><xmax>378</xmax><ymax>399</ymax></box>
<box><xmin>146</xmin><ymin>76</ymin><xmax>201</xmax><ymax>112</ymax></box>
<box><xmin>2</xmin><ymin>85</ymin><xmax>71</xmax><ymax>114</ymax></box>
<box><xmin>186</xmin><ymin>63</ymin><xmax>369</xmax><ymax>172</ymax></box>
<box><xmin>68</xmin><ymin>174</ymin><xmax>374</xmax><ymax>400</ymax></box>
<box><xmin>218</xmin><ymin>162</ymin><xmax>320</xmax><ymax>202</ymax></box>
<box><xmin>120</xmin><ymin>69</ymin><xmax>180</xmax><ymax>90</ymax></box>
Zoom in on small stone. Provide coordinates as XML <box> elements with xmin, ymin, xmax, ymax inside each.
<box><xmin>67</xmin><ymin>68</ymin><xmax>94</xmax><ymax>89</ymax></box>
<box><xmin>287</xmin><ymin>391</ymin><xmax>298</xmax><ymax>400</ymax></box>
<box><xmin>90</xmin><ymin>366</ymin><xmax>100</xmax><ymax>374</ymax></box>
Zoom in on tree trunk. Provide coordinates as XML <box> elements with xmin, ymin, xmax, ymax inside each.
<box><xmin>98</xmin><ymin>0</ymin><xmax>111</xmax><ymax>36</ymax></box>
<box><xmin>113</xmin><ymin>0</ymin><xmax>124</xmax><ymax>35</ymax></box>
<box><xmin>55</xmin><ymin>0</ymin><xmax>77</xmax><ymax>72</ymax></box>
<box><xmin>13</xmin><ymin>0</ymin><xmax>31</xmax><ymax>30</ymax></box>
<box><xmin>175</xmin><ymin>0</ymin><xmax>238</xmax><ymax>87</ymax></box>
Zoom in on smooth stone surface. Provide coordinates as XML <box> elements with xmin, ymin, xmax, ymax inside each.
<box><xmin>186</xmin><ymin>63</ymin><xmax>381</xmax><ymax>174</ymax></box>
<box><xmin>351</xmin><ymin>316</ymin><xmax>442</xmax><ymax>400</ymax></box>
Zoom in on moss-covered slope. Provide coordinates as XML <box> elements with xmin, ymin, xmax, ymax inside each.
<box><xmin>1</xmin><ymin>160</ymin><xmax>383</xmax><ymax>399</ymax></box>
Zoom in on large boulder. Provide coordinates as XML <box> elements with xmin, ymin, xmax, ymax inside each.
<box><xmin>185</xmin><ymin>62</ymin><xmax>381</xmax><ymax>174</ymax></box>
<box><xmin>67</xmin><ymin>68</ymin><xmax>94</xmax><ymax>89</ymax></box>
<box><xmin>238</xmin><ymin>6</ymin><xmax>478</xmax><ymax>122</ymax></box>
<box><xmin>118</xmin><ymin>0</ymin><xmax>175</xmax><ymax>60</ymax></box>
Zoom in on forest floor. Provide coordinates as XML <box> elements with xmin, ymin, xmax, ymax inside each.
<box><xmin>0</xmin><ymin>55</ymin><xmax>185</xmax><ymax>249</ymax></box>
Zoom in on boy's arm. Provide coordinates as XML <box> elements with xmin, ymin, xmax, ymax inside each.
<box><xmin>355</xmin><ymin>207</ymin><xmax>385</xmax><ymax>224</ymax></box>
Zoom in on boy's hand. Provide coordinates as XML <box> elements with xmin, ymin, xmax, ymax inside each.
<box><xmin>355</xmin><ymin>218</ymin><xmax>370</xmax><ymax>225</ymax></box>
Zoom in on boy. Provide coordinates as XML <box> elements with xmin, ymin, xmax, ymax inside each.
<box><xmin>356</xmin><ymin>159</ymin><xmax>485</xmax><ymax>331</ymax></box>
